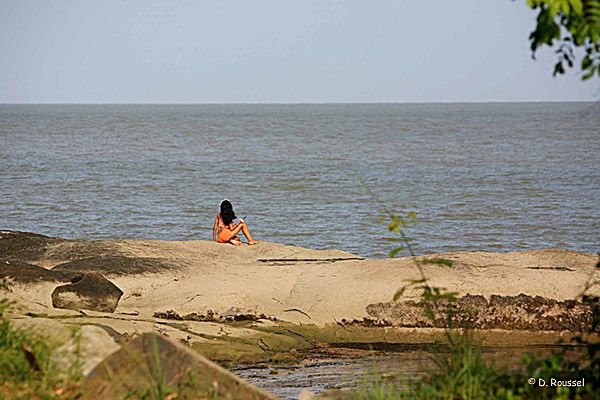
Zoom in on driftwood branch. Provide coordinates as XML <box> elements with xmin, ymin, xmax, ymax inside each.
<box><xmin>258</xmin><ymin>257</ymin><xmax>364</xmax><ymax>263</ymax></box>
<box><xmin>271</xmin><ymin>297</ymin><xmax>283</xmax><ymax>305</ymax></box>
<box><xmin>283</xmin><ymin>328</ymin><xmax>316</xmax><ymax>346</ymax></box>
<box><xmin>283</xmin><ymin>308</ymin><xmax>311</xmax><ymax>319</ymax></box>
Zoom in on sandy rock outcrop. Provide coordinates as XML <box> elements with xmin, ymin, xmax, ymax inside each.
<box><xmin>2</xmin><ymin>231</ymin><xmax>598</xmax><ymax>330</ymax></box>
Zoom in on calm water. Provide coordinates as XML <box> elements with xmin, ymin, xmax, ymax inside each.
<box><xmin>235</xmin><ymin>346</ymin><xmax>552</xmax><ymax>399</ymax></box>
<box><xmin>235</xmin><ymin>353</ymin><xmax>429</xmax><ymax>399</ymax></box>
<box><xmin>1</xmin><ymin>103</ymin><xmax>599</xmax><ymax>258</ymax></box>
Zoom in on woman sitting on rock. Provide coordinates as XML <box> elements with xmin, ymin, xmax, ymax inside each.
<box><xmin>212</xmin><ymin>199</ymin><xmax>260</xmax><ymax>245</ymax></box>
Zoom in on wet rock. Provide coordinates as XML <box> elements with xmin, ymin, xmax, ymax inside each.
<box><xmin>84</xmin><ymin>333</ymin><xmax>277</xmax><ymax>399</ymax></box>
<box><xmin>0</xmin><ymin>259</ymin><xmax>76</xmax><ymax>284</ymax></box>
<box><xmin>364</xmin><ymin>293</ymin><xmax>597</xmax><ymax>332</ymax></box>
<box><xmin>0</xmin><ymin>231</ymin><xmax>64</xmax><ymax>262</ymax></box>
<box><xmin>52</xmin><ymin>256</ymin><xmax>170</xmax><ymax>276</ymax></box>
<box><xmin>0</xmin><ymin>231</ymin><xmax>133</xmax><ymax>272</ymax></box>
<box><xmin>51</xmin><ymin>272</ymin><xmax>123</xmax><ymax>313</ymax></box>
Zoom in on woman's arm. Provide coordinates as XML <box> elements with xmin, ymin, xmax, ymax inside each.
<box><xmin>213</xmin><ymin>215</ymin><xmax>219</xmax><ymax>242</ymax></box>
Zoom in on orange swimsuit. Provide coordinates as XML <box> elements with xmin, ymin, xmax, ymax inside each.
<box><xmin>216</xmin><ymin>214</ymin><xmax>235</xmax><ymax>243</ymax></box>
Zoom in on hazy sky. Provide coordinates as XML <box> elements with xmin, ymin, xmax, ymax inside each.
<box><xmin>1</xmin><ymin>0</ymin><xmax>597</xmax><ymax>103</ymax></box>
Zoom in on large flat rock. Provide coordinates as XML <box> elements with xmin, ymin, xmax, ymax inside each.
<box><xmin>84</xmin><ymin>333</ymin><xmax>277</xmax><ymax>399</ymax></box>
<box><xmin>3</xmin><ymin>231</ymin><xmax>598</xmax><ymax>329</ymax></box>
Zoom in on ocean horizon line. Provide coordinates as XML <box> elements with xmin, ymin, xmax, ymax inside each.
<box><xmin>1</xmin><ymin>100</ymin><xmax>597</xmax><ymax>106</ymax></box>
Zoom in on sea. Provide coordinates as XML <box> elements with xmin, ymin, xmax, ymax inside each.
<box><xmin>1</xmin><ymin>103</ymin><xmax>598</xmax><ymax>258</ymax></box>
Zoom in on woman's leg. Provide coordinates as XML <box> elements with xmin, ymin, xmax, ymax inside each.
<box><xmin>238</xmin><ymin>222</ymin><xmax>260</xmax><ymax>244</ymax></box>
<box><xmin>226</xmin><ymin>222</ymin><xmax>260</xmax><ymax>245</ymax></box>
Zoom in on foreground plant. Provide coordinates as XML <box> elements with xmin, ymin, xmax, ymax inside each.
<box><xmin>354</xmin><ymin>212</ymin><xmax>600</xmax><ymax>400</ymax></box>
<box><xmin>524</xmin><ymin>0</ymin><xmax>600</xmax><ymax>79</ymax></box>
<box><xmin>0</xmin><ymin>287</ymin><xmax>83</xmax><ymax>400</ymax></box>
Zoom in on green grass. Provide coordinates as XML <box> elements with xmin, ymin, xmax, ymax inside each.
<box><xmin>0</xmin><ymin>298</ymin><xmax>83</xmax><ymax>399</ymax></box>
<box><xmin>355</xmin><ymin>370</ymin><xmax>404</xmax><ymax>400</ymax></box>
<box><xmin>354</xmin><ymin>328</ymin><xmax>599</xmax><ymax>400</ymax></box>
<box><xmin>353</xmin><ymin>330</ymin><xmax>502</xmax><ymax>400</ymax></box>
<box><xmin>408</xmin><ymin>330</ymin><xmax>506</xmax><ymax>400</ymax></box>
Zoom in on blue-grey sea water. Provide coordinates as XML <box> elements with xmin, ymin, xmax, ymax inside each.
<box><xmin>1</xmin><ymin>103</ymin><xmax>598</xmax><ymax>258</ymax></box>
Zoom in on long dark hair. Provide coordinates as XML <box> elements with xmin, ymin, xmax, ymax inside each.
<box><xmin>220</xmin><ymin>199</ymin><xmax>236</xmax><ymax>225</ymax></box>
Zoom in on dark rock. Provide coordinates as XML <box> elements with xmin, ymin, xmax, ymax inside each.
<box><xmin>0</xmin><ymin>259</ymin><xmax>76</xmax><ymax>284</ymax></box>
<box><xmin>461</xmin><ymin>294</ymin><xmax>488</xmax><ymax>308</ymax></box>
<box><xmin>364</xmin><ymin>293</ymin><xmax>597</xmax><ymax>332</ymax></box>
<box><xmin>154</xmin><ymin>309</ymin><xmax>183</xmax><ymax>320</ymax></box>
<box><xmin>52</xmin><ymin>256</ymin><xmax>170</xmax><ymax>276</ymax></box>
<box><xmin>51</xmin><ymin>272</ymin><xmax>123</xmax><ymax>313</ymax></box>
<box><xmin>154</xmin><ymin>308</ymin><xmax>276</xmax><ymax>323</ymax></box>
<box><xmin>0</xmin><ymin>231</ymin><xmax>64</xmax><ymax>262</ymax></box>
<box><xmin>0</xmin><ymin>231</ymin><xmax>124</xmax><ymax>269</ymax></box>
<box><xmin>222</xmin><ymin>307</ymin><xmax>262</xmax><ymax>322</ymax></box>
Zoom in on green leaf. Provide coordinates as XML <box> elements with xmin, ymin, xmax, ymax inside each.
<box><xmin>553</xmin><ymin>61</ymin><xmax>565</xmax><ymax>76</ymax></box>
<box><xmin>570</xmin><ymin>0</ymin><xmax>583</xmax><ymax>14</ymax></box>
<box><xmin>582</xmin><ymin>68</ymin><xmax>595</xmax><ymax>80</ymax></box>
<box><xmin>548</xmin><ymin>2</ymin><xmax>559</xmax><ymax>15</ymax></box>
<box><xmin>582</xmin><ymin>55</ymin><xmax>592</xmax><ymax>69</ymax></box>
<box><xmin>388</xmin><ymin>247</ymin><xmax>405</xmax><ymax>257</ymax></box>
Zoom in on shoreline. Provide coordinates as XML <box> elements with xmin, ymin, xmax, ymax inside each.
<box><xmin>1</xmin><ymin>230</ymin><xmax>598</xmax><ymax>370</ymax></box>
